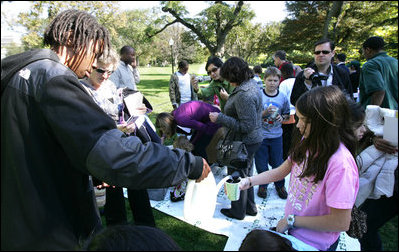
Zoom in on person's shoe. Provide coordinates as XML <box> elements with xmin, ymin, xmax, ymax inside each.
<box><xmin>257</xmin><ymin>187</ymin><xmax>267</xmax><ymax>198</ymax></box>
<box><xmin>220</xmin><ymin>208</ymin><xmax>244</xmax><ymax>220</ymax></box>
<box><xmin>276</xmin><ymin>186</ymin><xmax>288</xmax><ymax>199</ymax></box>
<box><xmin>246</xmin><ymin>210</ymin><xmax>258</xmax><ymax>216</ymax></box>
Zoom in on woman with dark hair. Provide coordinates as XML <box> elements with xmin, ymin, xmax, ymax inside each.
<box><xmin>197</xmin><ymin>56</ymin><xmax>235</xmax><ymax>111</ymax></box>
<box><xmin>347</xmin><ymin>99</ymin><xmax>398</xmax><ymax>251</ymax></box>
<box><xmin>209</xmin><ymin>57</ymin><xmax>263</xmax><ymax>220</ymax></box>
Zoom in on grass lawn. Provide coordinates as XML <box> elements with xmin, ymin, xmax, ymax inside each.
<box><xmin>114</xmin><ymin>64</ymin><xmax>397</xmax><ymax>251</ymax></box>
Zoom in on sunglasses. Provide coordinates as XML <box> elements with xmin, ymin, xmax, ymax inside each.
<box><xmin>314</xmin><ymin>50</ymin><xmax>331</xmax><ymax>55</ymax></box>
<box><xmin>207</xmin><ymin>67</ymin><xmax>218</xmax><ymax>75</ymax></box>
<box><xmin>93</xmin><ymin>66</ymin><xmax>113</xmax><ymax>75</ymax></box>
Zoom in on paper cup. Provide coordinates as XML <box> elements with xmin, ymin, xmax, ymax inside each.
<box><xmin>224</xmin><ymin>178</ymin><xmax>241</xmax><ymax>201</ymax></box>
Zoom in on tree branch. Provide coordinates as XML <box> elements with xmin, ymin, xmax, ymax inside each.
<box><xmin>146</xmin><ymin>19</ymin><xmax>179</xmax><ymax>38</ymax></box>
<box><xmin>160</xmin><ymin>6</ymin><xmax>215</xmax><ymax>53</ymax></box>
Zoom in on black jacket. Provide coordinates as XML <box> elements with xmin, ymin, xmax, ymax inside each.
<box><xmin>290</xmin><ymin>64</ymin><xmax>353</xmax><ymax>105</ymax></box>
<box><xmin>1</xmin><ymin>49</ymin><xmax>203</xmax><ymax>250</ymax></box>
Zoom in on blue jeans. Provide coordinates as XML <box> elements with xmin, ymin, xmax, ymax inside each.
<box><xmin>254</xmin><ymin>136</ymin><xmax>285</xmax><ymax>189</ymax></box>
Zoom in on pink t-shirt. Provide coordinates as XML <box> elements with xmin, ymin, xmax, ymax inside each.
<box><xmin>285</xmin><ymin>143</ymin><xmax>359</xmax><ymax>251</ymax></box>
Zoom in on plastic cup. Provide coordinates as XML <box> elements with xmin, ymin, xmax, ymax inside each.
<box><xmin>224</xmin><ymin>178</ymin><xmax>241</xmax><ymax>201</ymax></box>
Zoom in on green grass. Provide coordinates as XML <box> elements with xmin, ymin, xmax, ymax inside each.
<box><xmin>112</xmin><ymin>64</ymin><xmax>397</xmax><ymax>251</ymax></box>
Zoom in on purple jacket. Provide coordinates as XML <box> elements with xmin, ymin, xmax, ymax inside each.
<box><xmin>172</xmin><ymin>101</ymin><xmax>221</xmax><ymax>144</ymax></box>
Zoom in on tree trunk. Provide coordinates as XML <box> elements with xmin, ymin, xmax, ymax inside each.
<box><xmin>148</xmin><ymin>1</ymin><xmax>244</xmax><ymax>57</ymax></box>
<box><xmin>322</xmin><ymin>1</ymin><xmax>344</xmax><ymax>39</ymax></box>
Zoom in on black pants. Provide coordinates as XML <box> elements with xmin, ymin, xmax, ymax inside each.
<box><xmin>104</xmin><ymin>187</ymin><xmax>155</xmax><ymax>227</ymax></box>
<box><xmin>359</xmin><ymin>192</ymin><xmax>398</xmax><ymax>250</ymax></box>
<box><xmin>192</xmin><ymin>132</ymin><xmax>213</xmax><ymax>162</ymax></box>
<box><xmin>227</xmin><ymin>142</ymin><xmax>262</xmax><ymax>219</ymax></box>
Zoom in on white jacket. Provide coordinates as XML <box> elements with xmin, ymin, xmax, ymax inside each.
<box><xmin>355</xmin><ymin>145</ymin><xmax>398</xmax><ymax>207</ymax></box>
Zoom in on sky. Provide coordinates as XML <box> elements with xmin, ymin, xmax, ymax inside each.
<box><xmin>1</xmin><ymin>1</ymin><xmax>287</xmax><ymax>42</ymax></box>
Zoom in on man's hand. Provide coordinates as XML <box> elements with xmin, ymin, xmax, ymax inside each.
<box><xmin>130</xmin><ymin>58</ymin><xmax>137</xmax><ymax>68</ymax></box>
<box><xmin>303</xmin><ymin>67</ymin><xmax>316</xmax><ymax>80</ymax></box>
<box><xmin>196</xmin><ymin>158</ymin><xmax>211</xmax><ymax>182</ymax></box>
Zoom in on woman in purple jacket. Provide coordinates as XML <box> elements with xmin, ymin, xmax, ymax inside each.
<box><xmin>156</xmin><ymin>100</ymin><xmax>221</xmax><ymax>162</ymax></box>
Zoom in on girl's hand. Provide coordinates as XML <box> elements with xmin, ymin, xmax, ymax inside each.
<box><xmin>239</xmin><ymin>177</ymin><xmax>251</xmax><ymax>190</ymax></box>
<box><xmin>276</xmin><ymin>217</ymin><xmax>289</xmax><ymax>233</ymax></box>
<box><xmin>209</xmin><ymin>112</ymin><xmax>219</xmax><ymax>123</ymax></box>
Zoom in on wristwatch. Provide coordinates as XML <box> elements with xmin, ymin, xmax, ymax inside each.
<box><xmin>287</xmin><ymin>214</ymin><xmax>295</xmax><ymax>229</ymax></box>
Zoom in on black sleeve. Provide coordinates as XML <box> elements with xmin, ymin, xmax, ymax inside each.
<box><xmin>41</xmin><ymin>75</ymin><xmax>203</xmax><ymax>189</ymax></box>
<box><xmin>333</xmin><ymin>65</ymin><xmax>354</xmax><ymax>100</ymax></box>
<box><xmin>290</xmin><ymin>71</ymin><xmax>308</xmax><ymax>106</ymax></box>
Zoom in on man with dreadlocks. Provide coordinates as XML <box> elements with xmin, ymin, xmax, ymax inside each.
<box><xmin>1</xmin><ymin>9</ymin><xmax>210</xmax><ymax>250</ymax></box>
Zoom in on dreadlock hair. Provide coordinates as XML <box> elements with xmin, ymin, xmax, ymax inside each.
<box><xmin>43</xmin><ymin>9</ymin><xmax>111</xmax><ymax>73</ymax></box>
<box><xmin>290</xmin><ymin>85</ymin><xmax>357</xmax><ymax>183</ymax></box>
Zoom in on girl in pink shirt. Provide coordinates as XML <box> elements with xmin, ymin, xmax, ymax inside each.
<box><xmin>240</xmin><ymin>85</ymin><xmax>359</xmax><ymax>251</ymax></box>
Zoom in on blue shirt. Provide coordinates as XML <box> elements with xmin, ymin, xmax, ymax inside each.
<box><xmin>260</xmin><ymin>89</ymin><xmax>290</xmax><ymax>138</ymax></box>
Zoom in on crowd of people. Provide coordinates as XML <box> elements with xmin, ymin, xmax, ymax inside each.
<box><xmin>1</xmin><ymin>9</ymin><xmax>397</xmax><ymax>251</ymax></box>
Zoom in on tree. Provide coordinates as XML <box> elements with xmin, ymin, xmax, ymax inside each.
<box><xmin>15</xmin><ymin>1</ymin><xmax>119</xmax><ymax>50</ymax></box>
<box><xmin>276</xmin><ymin>1</ymin><xmax>398</xmax><ymax>64</ymax></box>
<box><xmin>146</xmin><ymin>1</ymin><xmax>255</xmax><ymax>57</ymax></box>
<box><xmin>110</xmin><ymin>8</ymin><xmax>159</xmax><ymax>65</ymax></box>
<box><xmin>224</xmin><ymin>21</ymin><xmax>282</xmax><ymax>65</ymax></box>
<box><xmin>322</xmin><ymin>1</ymin><xmax>343</xmax><ymax>40</ymax></box>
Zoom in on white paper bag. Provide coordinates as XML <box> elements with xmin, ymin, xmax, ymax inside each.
<box><xmin>383</xmin><ymin>111</ymin><xmax>398</xmax><ymax>146</ymax></box>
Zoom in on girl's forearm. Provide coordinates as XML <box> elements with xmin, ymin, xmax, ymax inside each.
<box><xmin>293</xmin><ymin>208</ymin><xmax>352</xmax><ymax>232</ymax></box>
<box><xmin>250</xmin><ymin>159</ymin><xmax>292</xmax><ymax>186</ymax></box>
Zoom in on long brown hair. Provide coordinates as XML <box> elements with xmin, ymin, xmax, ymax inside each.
<box><xmin>290</xmin><ymin>86</ymin><xmax>357</xmax><ymax>183</ymax></box>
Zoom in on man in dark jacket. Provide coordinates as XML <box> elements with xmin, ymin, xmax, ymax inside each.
<box><xmin>1</xmin><ymin>10</ymin><xmax>210</xmax><ymax>250</ymax></box>
<box><xmin>290</xmin><ymin>38</ymin><xmax>353</xmax><ymax>105</ymax></box>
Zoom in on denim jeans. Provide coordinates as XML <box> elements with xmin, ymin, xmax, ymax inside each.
<box><xmin>254</xmin><ymin>136</ymin><xmax>285</xmax><ymax>189</ymax></box>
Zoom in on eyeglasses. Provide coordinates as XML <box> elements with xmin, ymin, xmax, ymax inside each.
<box><xmin>314</xmin><ymin>50</ymin><xmax>331</xmax><ymax>55</ymax></box>
<box><xmin>207</xmin><ymin>67</ymin><xmax>218</xmax><ymax>75</ymax></box>
<box><xmin>93</xmin><ymin>66</ymin><xmax>113</xmax><ymax>75</ymax></box>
